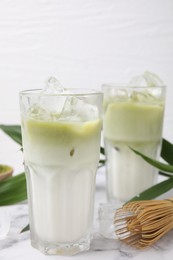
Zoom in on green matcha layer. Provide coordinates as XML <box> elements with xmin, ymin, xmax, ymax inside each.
<box><xmin>22</xmin><ymin>118</ymin><xmax>102</xmax><ymax>166</ymax></box>
<box><xmin>25</xmin><ymin>118</ymin><xmax>101</xmax><ymax>144</ymax></box>
<box><xmin>104</xmin><ymin>101</ymin><xmax>164</xmax><ymax>143</ymax></box>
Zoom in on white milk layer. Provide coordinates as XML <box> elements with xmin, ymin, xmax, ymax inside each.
<box><xmin>105</xmin><ymin>139</ymin><xmax>161</xmax><ymax>201</ymax></box>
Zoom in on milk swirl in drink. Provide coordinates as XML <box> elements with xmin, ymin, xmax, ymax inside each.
<box><xmin>20</xmin><ymin>80</ymin><xmax>102</xmax><ymax>255</ymax></box>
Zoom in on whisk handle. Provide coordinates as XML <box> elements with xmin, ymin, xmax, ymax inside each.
<box><xmin>166</xmin><ymin>198</ymin><xmax>173</xmax><ymax>202</ymax></box>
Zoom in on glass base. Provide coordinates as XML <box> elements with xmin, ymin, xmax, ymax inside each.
<box><xmin>31</xmin><ymin>236</ymin><xmax>90</xmax><ymax>256</ymax></box>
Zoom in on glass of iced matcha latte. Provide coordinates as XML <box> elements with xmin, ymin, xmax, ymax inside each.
<box><xmin>19</xmin><ymin>78</ymin><xmax>103</xmax><ymax>255</ymax></box>
<box><xmin>102</xmin><ymin>79</ymin><xmax>165</xmax><ymax>202</ymax></box>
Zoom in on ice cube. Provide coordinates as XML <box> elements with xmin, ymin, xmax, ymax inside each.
<box><xmin>129</xmin><ymin>71</ymin><xmax>164</xmax><ymax>87</ymax></box>
<box><xmin>28</xmin><ymin>104</ymin><xmax>59</xmax><ymax>120</ymax></box>
<box><xmin>27</xmin><ymin>77</ymin><xmax>66</xmax><ymax>120</ymax></box>
<box><xmin>98</xmin><ymin>203</ymin><xmax>120</xmax><ymax>239</ymax></box>
<box><xmin>41</xmin><ymin>76</ymin><xmax>65</xmax><ymax>95</ymax></box>
<box><xmin>128</xmin><ymin>71</ymin><xmax>164</xmax><ymax>103</ymax></box>
<box><xmin>0</xmin><ymin>207</ymin><xmax>11</xmax><ymax>239</ymax></box>
<box><xmin>130</xmin><ymin>91</ymin><xmax>156</xmax><ymax>103</ymax></box>
<box><xmin>34</xmin><ymin>77</ymin><xmax>67</xmax><ymax>117</ymax></box>
<box><xmin>60</xmin><ymin>96</ymin><xmax>98</xmax><ymax>122</ymax></box>
<box><xmin>28</xmin><ymin>77</ymin><xmax>98</xmax><ymax>122</ymax></box>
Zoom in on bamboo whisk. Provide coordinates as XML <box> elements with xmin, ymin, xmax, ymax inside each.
<box><xmin>114</xmin><ymin>198</ymin><xmax>173</xmax><ymax>249</ymax></box>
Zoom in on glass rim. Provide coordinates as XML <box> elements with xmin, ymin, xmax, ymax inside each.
<box><xmin>102</xmin><ymin>84</ymin><xmax>166</xmax><ymax>90</ymax></box>
<box><xmin>19</xmin><ymin>88</ymin><xmax>103</xmax><ymax>97</ymax></box>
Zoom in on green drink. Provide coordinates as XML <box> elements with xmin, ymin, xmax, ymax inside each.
<box><xmin>103</xmin><ymin>85</ymin><xmax>165</xmax><ymax>202</ymax></box>
<box><xmin>20</xmin><ymin>88</ymin><xmax>103</xmax><ymax>255</ymax></box>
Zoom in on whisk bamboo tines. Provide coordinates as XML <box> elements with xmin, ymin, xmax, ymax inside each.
<box><xmin>114</xmin><ymin>198</ymin><xmax>173</xmax><ymax>249</ymax></box>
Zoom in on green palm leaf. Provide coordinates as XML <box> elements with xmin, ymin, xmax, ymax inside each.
<box><xmin>21</xmin><ymin>224</ymin><xmax>29</xmax><ymax>233</ymax></box>
<box><xmin>0</xmin><ymin>125</ymin><xmax>22</xmax><ymax>146</ymax></box>
<box><xmin>0</xmin><ymin>173</ymin><xmax>27</xmax><ymax>206</ymax></box>
<box><xmin>161</xmin><ymin>138</ymin><xmax>173</xmax><ymax>164</ymax></box>
<box><xmin>131</xmin><ymin>147</ymin><xmax>173</xmax><ymax>173</ymax></box>
<box><xmin>127</xmin><ymin>178</ymin><xmax>173</xmax><ymax>202</ymax></box>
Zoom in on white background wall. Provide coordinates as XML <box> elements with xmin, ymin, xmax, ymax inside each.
<box><xmin>0</xmin><ymin>0</ymin><xmax>173</xmax><ymax>172</ymax></box>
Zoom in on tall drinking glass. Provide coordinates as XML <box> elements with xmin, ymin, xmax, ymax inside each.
<box><xmin>102</xmin><ymin>85</ymin><xmax>165</xmax><ymax>202</ymax></box>
<box><xmin>19</xmin><ymin>89</ymin><xmax>103</xmax><ymax>255</ymax></box>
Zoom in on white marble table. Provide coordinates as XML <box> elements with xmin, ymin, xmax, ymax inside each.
<box><xmin>1</xmin><ymin>169</ymin><xmax>173</xmax><ymax>260</ymax></box>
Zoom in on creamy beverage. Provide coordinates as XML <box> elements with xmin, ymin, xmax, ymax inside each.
<box><xmin>103</xmin><ymin>86</ymin><xmax>165</xmax><ymax>202</ymax></box>
<box><xmin>20</xmin><ymin>83</ymin><xmax>103</xmax><ymax>255</ymax></box>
